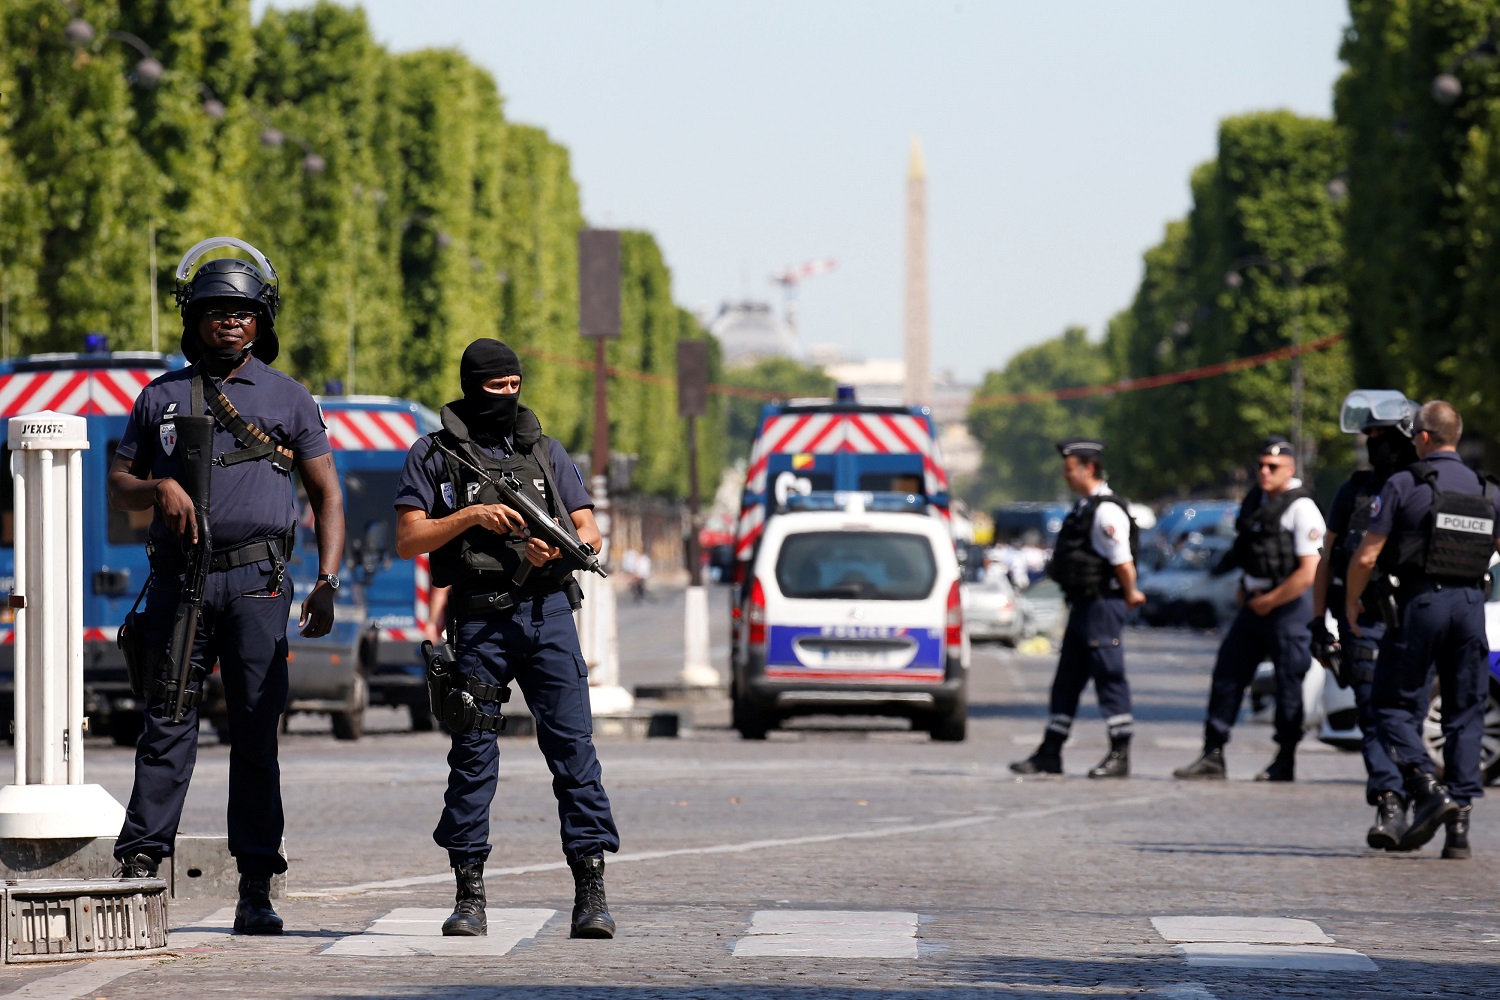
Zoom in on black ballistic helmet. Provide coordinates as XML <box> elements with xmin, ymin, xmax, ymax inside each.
<box><xmin>173</xmin><ymin>237</ymin><xmax>281</xmax><ymax>363</ymax></box>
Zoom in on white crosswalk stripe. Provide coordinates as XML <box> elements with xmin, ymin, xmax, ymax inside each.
<box><xmin>321</xmin><ymin>907</ymin><xmax>555</xmax><ymax>956</ymax></box>
<box><xmin>1152</xmin><ymin>915</ymin><xmax>1376</xmax><ymax>972</ymax></box>
<box><xmin>733</xmin><ymin>910</ymin><xmax>919</xmax><ymax>958</ymax></box>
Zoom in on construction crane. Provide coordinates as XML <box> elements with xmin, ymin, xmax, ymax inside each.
<box><xmin>770</xmin><ymin>258</ymin><xmax>837</xmax><ymax>343</ymax></box>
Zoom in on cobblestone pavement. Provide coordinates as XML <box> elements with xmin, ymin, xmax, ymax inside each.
<box><xmin>1</xmin><ymin>587</ymin><xmax>1496</xmax><ymax>998</ymax></box>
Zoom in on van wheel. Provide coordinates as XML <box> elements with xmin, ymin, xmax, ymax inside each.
<box><xmin>928</xmin><ymin>696</ymin><xmax>967</xmax><ymax>742</ymax></box>
<box><xmin>732</xmin><ymin>693</ymin><xmax>773</xmax><ymax>740</ymax></box>
<box><xmin>110</xmin><ymin>710</ymin><xmax>146</xmax><ymax>747</ymax></box>
<box><xmin>331</xmin><ymin>674</ymin><xmax>368</xmax><ymax>742</ymax></box>
<box><xmin>1426</xmin><ymin>677</ymin><xmax>1500</xmax><ymax>785</ymax></box>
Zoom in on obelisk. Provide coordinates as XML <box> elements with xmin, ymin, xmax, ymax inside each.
<box><xmin>903</xmin><ymin>136</ymin><xmax>931</xmax><ymax>408</ymax></box>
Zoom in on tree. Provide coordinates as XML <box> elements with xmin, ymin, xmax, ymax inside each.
<box><xmin>718</xmin><ymin>357</ymin><xmax>836</xmax><ymax>461</ymax></box>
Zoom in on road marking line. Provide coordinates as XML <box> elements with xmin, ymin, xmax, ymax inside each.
<box><xmin>0</xmin><ymin>958</ymin><xmax>158</xmax><ymax>1000</ymax></box>
<box><xmin>1176</xmin><ymin>942</ymin><xmax>1376</xmax><ymax>972</ymax></box>
<box><xmin>168</xmin><ymin>906</ymin><xmax>236</xmax><ymax>948</ymax></box>
<box><xmin>321</xmin><ymin>907</ymin><xmax>554</xmax><ymax>957</ymax></box>
<box><xmin>733</xmin><ymin>910</ymin><xmax>918</xmax><ymax>958</ymax></box>
<box><xmin>1153</xmin><ymin>985</ymin><xmax>1220</xmax><ymax>1000</ymax></box>
<box><xmin>304</xmin><ymin>793</ymin><xmax>1175</xmax><ymax>898</ymax></box>
<box><xmin>1152</xmin><ymin>916</ymin><xmax>1334</xmax><ymax>944</ymax></box>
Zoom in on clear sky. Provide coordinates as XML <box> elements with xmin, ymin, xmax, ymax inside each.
<box><xmin>254</xmin><ymin>0</ymin><xmax>1350</xmax><ymax>379</ymax></box>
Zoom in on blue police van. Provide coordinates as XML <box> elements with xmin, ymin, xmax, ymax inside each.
<box><xmin>0</xmin><ymin>351</ymin><xmax>369</xmax><ymax>743</ymax></box>
<box><xmin>311</xmin><ymin>395</ymin><xmax>442</xmax><ymax>732</ymax></box>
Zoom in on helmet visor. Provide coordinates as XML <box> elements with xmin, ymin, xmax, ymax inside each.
<box><xmin>1339</xmin><ymin>389</ymin><xmax>1416</xmax><ymax>434</ymax></box>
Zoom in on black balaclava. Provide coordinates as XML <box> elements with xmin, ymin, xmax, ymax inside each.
<box><xmin>460</xmin><ymin>338</ymin><xmax>522</xmax><ymax>444</ymax></box>
<box><xmin>1367</xmin><ymin>429</ymin><xmax>1417</xmax><ymax>477</ymax></box>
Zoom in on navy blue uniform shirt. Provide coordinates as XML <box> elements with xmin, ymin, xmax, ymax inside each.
<box><xmin>393</xmin><ymin>434</ymin><xmax>593</xmax><ymax>519</ymax></box>
<box><xmin>1367</xmin><ymin>451</ymin><xmax>1500</xmax><ymax>541</ymax></box>
<box><xmin>117</xmin><ymin>359</ymin><xmax>331</xmax><ymax>552</ymax></box>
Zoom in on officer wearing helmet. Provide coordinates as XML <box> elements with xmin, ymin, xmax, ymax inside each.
<box><xmin>1011</xmin><ymin>439</ymin><xmax>1145</xmax><ymax>779</ymax></box>
<box><xmin>1175</xmin><ymin>435</ymin><xmax>1326</xmax><ymax>782</ymax></box>
<box><xmin>110</xmin><ymin>239</ymin><xmax>345</xmax><ymax>934</ymax></box>
<box><xmin>394</xmin><ymin>338</ymin><xmax>619</xmax><ymax>940</ymax></box>
<box><xmin>1311</xmin><ymin>391</ymin><xmax>1418</xmax><ymax>849</ymax></box>
<box><xmin>1345</xmin><ymin>401</ymin><xmax>1500</xmax><ymax>858</ymax></box>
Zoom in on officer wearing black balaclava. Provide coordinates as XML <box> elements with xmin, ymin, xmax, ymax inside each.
<box><xmin>393</xmin><ymin>338</ymin><xmax>619</xmax><ymax>940</ymax></box>
<box><xmin>1311</xmin><ymin>391</ymin><xmax>1418</xmax><ymax>851</ymax></box>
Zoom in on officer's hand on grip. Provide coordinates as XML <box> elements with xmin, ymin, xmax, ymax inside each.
<box><xmin>154</xmin><ymin>479</ymin><xmax>199</xmax><ymax>545</ymax></box>
<box><xmin>299</xmin><ymin>582</ymin><xmax>336</xmax><ymax>638</ymax></box>
<box><xmin>472</xmin><ymin>503</ymin><xmax>526</xmax><ymax>537</ymax></box>
<box><xmin>524</xmin><ymin>536</ymin><xmax>561</xmax><ymax>567</ymax></box>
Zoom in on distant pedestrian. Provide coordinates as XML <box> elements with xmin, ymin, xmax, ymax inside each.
<box><xmin>1011</xmin><ymin>439</ymin><xmax>1144</xmax><ymax>779</ymax></box>
<box><xmin>1344</xmin><ymin>401</ymin><xmax>1500</xmax><ymax>857</ymax></box>
<box><xmin>634</xmin><ymin>550</ymin><xmax>652</xmax><ymax>602</ymax></box>
<box><xmin>1175</xmin><ymin>435</ymin><xmax>1325</xmax><ymax>782</ymax></box>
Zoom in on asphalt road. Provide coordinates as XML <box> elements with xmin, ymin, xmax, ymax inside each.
<box><xmin>2</xmin><ymin>584</ymin><xmax>1496</xmax><ymax>999</ymax></box>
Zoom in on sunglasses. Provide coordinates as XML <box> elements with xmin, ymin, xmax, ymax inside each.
<box><xmin>1257</xmin><ymin>461</ymin><xmax>1290</xmax><ymax>472</ymax></box>
<box><xmin>203</xmin><ymin>309</ymin><xmax>258</xmax><ymax>325</ymax></box>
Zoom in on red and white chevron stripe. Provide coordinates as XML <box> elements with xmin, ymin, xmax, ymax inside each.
<box><xmin>0</xmin><ymin>369</ymin><xmax>159</xmax><ymax>418</ymax></box>
<box><xmin>414</xmin><ymin>552</ymin><xmax>431</xmax><ymax>627</ymax></box>
<box><xmin>378</xmin><ymin>627</ymin><xmax>424</xmax><ymax>643</ymax></box>
<box><xmin>324</xmin><ymin>409</ymin><xmax>419</xmax><ymax>451</ymax></box>
<box><xmin>744</xmin><ymin>413</ymin><xmax>948</xmax><ymax>493</ymax></box>
<box><xmin>0</xmin><ymin>627</ymin><xmax>111</xmax><ymax>645</ymax></box>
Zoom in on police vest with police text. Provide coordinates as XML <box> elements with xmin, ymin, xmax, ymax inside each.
<box><xmin>427</xmin><ymin>404</ymin><xmax>572</xmax><ymax>594</ymax></box>
<box><xmin>1389</xmin><ymin>460</ymin><xmax>1498</xmax><ymax>586</ymax></box>
<box><xmin>1231</xmin><ymin>485</ymin><xmax>1316</xmax><ymax>584</ymax></box>
<box><xmin>1047</xmin><ymin>494</ymin><xmax>1138</xmax><ymax>601</ymax></box>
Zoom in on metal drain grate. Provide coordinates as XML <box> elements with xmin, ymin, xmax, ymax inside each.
<box><xmin>4</xmin><ymin>878</ymin><xmax>169</xmax><ymax>963</ymax></box>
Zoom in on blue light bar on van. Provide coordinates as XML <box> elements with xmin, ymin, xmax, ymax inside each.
<box><xmin>782</xmin><ymin>491</ymin><xmax>928</xmax><ymax>514</ymax></box>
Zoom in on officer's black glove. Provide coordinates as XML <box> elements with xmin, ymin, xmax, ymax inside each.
<box><xmin>1309</xmin><ymin>617</ymin><xmax>1346</xmax><ymax>687</ymax></box>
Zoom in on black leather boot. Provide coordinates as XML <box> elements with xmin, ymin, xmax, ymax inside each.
<box><xmin>1366</xmin><ymin>791</ymin><xmax>1408</xmax><ymax>851</ymax></box>
<box><xmin>442</xmin><ymin>862</ymin><xmax>487</xmax><ymax>936</ymax></box>
<box><xmin>569</xmin><ymin>855</ymin><xmax>615</xmax><ymax>939</ymax></box>
<box><xmin>1254</xmin><ymin>744</ymin><xmax>1296</xmax><ymax>782</ymax></box>
<box><xmin>1399</xmin><ymin>771</ymin><xmax>1459</xmax><ymax>851</ymax></box>
<box><xmin>1087</xmin><ymin>739</ymin><xmax>1130</xmax><ymax>779</ymax></box>
<box><xmin>1173</xmin><ymin>746</ymin><xmax>1226</xmax><ymax>780</ymax></box>
<box><xmin>233</xmin><ymin>875</ymin><xmax>284</xmax><ymax>935</ymax></box>
<box><xmin>1010</xmin><ymin>732</ymin><xmax>1064</xmax><ymax>775</ymax></box>
<box><xmin>113</xmin><ymin>852</ymin><xmax>159</xmax><ymax>879</ymax></box>
<box><xmin>1442</xmin><ymin>804</ymin><xmax>1472</xmax><ymax>860</ymax></box>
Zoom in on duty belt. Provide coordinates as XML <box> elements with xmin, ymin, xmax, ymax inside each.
<box><xmin>457</xmin><ymin>590</ymin><xmax>521</xmax><ymax>614</ymax></box>
<box><xmin>149</xmin><ymin>531</ymin><xmax>294</xmax><ymax>573</ymax></box>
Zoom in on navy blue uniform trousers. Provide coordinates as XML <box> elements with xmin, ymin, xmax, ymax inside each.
<box><xmin>115</xmin><ymin>559</ymin><xmax>291</xmax><ymax>877</ymax></box>
<box><xmin>1047</xmin><ymin>596</ymin><xmax>1132</xmax><ymax>740</ymax></box>
<box><xmin>436</xmin><ymin>589</ymin><xmax>619</xmax><ymax>868</ymax></box>
<box><xmin>1205</xmin><ymin>591</ymin><xmax>1312</xmax><ymax>749</ymax></box>
<box><xmin>1375</xmin><ymin>584</ymin><xmax>1489</xmax><ymax>805</ymax></box>
<box><xmin>1333</xmin><ymin>613</ymin><xmax>1405</xmax><ymax>804</ymax></box>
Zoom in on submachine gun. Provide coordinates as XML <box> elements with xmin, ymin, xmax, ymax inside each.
<box><xmin>165</xmin><ymin>414</ymin><xmax>215</xmax><ymax>723</ymax></box>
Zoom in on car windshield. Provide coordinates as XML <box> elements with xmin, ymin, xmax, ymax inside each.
<box><xmin>775</xmin><ymin>530</ymin><xmax>937</xmax><ymax>600</ymax></box>
<box><xmin>1164</xmin><ymin>541</ymin><xmax>1229</xmax><ymax>572</ymax></box>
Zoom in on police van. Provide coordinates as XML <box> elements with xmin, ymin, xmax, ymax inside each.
<box><xmin>312</xmin><ymin>394</ymin><xmax>442</xmax><ymax>732</ymax></box>
<box><xmin>732</xmin><ymin>491</ymin><xmax>968</xmax><ymax>741</ymax></box>
<box><xmin>0</xmin><ymin>350</ymin><xmax>368</xmax><ymax>743</ymax></box>
<box><xmin>731</xmin><ymin>390</ymin><xmax>953</xmax><ymax>663</ymax></box>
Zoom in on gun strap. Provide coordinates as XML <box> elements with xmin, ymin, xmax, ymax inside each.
<box><xmin>192</xmin><ymin>367</ymin><xmax>295</xmax><ymax>474</ymax></box>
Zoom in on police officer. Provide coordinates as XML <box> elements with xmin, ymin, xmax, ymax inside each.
<box><xmin>394</xmin><ymin>338</ymin><xmax>619</xmax><ymax>938</ymax></box>
<box><xmin>1311</xmin><ymin>392</ymin><xmax>1417</xmax><ymax>848</ymax></box>
<box><xmin>1175</xmin><ymin>435</ymin><xmax>1325</xmax><ymax>782</ymax></box>
<box><xmin>1345</xmin><ymin>401</ymin><xmax>1500</xmax><ymax>857</ymax></box>
<box><xmin>111</xmin><ymin>240</ymin><xmax>345</xmax><ymax>935</ymax></box>
<box><xmin>1011</xmin><ymin>439</ymin><xmax>1145</xmax><ymax>778</ymax></box>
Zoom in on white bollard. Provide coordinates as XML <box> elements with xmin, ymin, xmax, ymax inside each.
<box><xmin>0</xmin><ymin>412</ymin><xmax>126</xmax><ymax>838</ymax></box>
<box><xmin>578</xmin><ymin>473</ymin><xmax>633</xmax><ymax>716</ymax></box>
<box><xmin>677</xmin><ymin>585</ymin><xmax>722</xmax><ymax>688</ymax></box>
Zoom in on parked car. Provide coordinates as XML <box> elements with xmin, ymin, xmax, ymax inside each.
<box><xmin>961</xmin><ymin>570</ymin><xmax>1035</xmax><ymax>646</ymax></box>
<box><xmin>1141</xmin><ymin>500</ymin><xmax>1239</xmax><ymax>572</ymax></box>
<box><xmin>1138</xmin><ymin>535</ymin><xmax>1238</xmax><ymax>628</ymax></box>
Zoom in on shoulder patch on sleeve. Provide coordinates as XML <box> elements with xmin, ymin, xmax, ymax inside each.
<box><xmin>1370</xmin><ymin>496</ymin><xmax>1382</xmax><ymax>518</ymax></box>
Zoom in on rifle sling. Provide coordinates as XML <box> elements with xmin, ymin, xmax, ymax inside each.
<box><xmin>192</xmin><ymin>367</ymin><xmax>295</xmax><ymax>474</ymax></box>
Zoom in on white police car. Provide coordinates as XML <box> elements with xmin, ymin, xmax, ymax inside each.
<box><xmin>730</xmin><ymin>492</ymin><xmax>968</xmax><ymax>741</ymax></box>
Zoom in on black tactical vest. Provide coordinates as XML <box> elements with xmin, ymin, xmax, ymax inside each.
<box><xmin>1232</xmin><ymin>485</ymin><xmax>1316</xmax><ymax>583</ymax></box>
<box><xmin>1389</xmin><ymin>460</ymin><xmax>1498</xmax><ymax>586</ymax></box>
<box><xmin>1047</xmin><ymin>494</ymin><xmax>1138</xmax><ymax>601</ymax></box>
<box><xmin>1328</xmin><ymin>470</ymin><xmax>1381</xmax><ymax>600</ymax></box>
<box><xmin>427</xmin><ymin>403</ymin><xmax>573</xmax><ymax>594</ymax></box>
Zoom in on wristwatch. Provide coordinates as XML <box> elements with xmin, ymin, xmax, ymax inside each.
<box><xmin>317</xmin><ymin>573</ymin><xmax>340</xmax><ymax>591</ymax></box>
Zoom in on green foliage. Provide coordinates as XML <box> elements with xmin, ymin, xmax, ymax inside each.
<box><xmin>0</xmin><ymin>0</ymin><xmax>717</xmax><ymax>499</ymax></box>
<box><xmin>1338</xmin><ymin>0</ymin><xmax>1500</xmax><ymax>456</ymax></box>
<box><xmin>718</xmin><ymin>357</ymin><xmax>837</xmax><ymax>460</ymax></box>
<box><xmin>967</xmin><ymin>327</ymin><xmax>1111</xmax><ymax>503</ymax></box>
